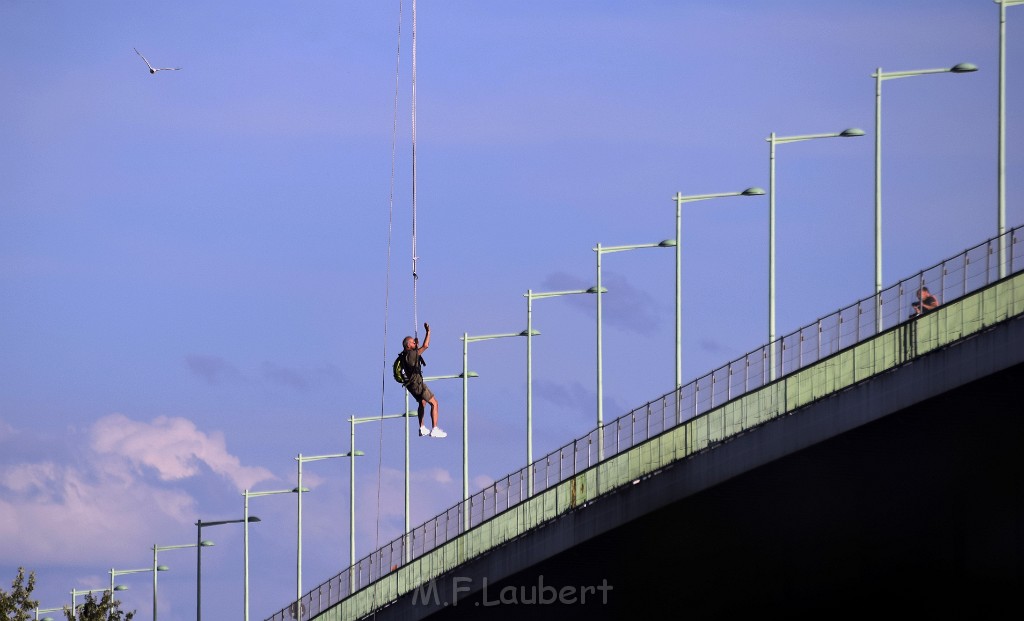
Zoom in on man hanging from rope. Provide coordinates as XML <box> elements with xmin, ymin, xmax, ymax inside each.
<box><xmin>401</xmin><ymin>323</ymin><xmax>447</xmax><ymax>438</ymax></box>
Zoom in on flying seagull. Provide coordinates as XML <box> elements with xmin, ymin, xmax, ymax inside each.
<box><xmin>134</xmin><ymin>48</ymin><xmax>181</xmax><ymax>74</ymax></box>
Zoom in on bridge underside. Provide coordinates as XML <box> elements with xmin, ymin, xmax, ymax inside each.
<box><xmin>378</xmin><ymin>318</ymin><xmax>1024</xmax><ymax>620</ymax></box>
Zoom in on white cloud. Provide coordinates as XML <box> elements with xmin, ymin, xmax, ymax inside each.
<box><xmin>0</xmin><ymin>459</ymin><xmax>195</xmax><ymax>566</ymax></box>
<box><xmin>91</xmin><ymin>413</ymin><xmax>273</xmax><ymax>489</ymax></box>
<box><xmin>0</xmin><ymin>414</ymin><xmax>275</xmax><ymax>567</ymax></box>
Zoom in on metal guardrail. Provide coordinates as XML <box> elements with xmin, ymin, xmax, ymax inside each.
<box><xmin>267</xmin><ymin>226</ymin><xmax>1022</xmax><ymax>621</ymax></box>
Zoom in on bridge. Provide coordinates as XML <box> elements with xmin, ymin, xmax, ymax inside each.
<box><xmin>267</xmin><ymin>228</ymin><xmax>1024</xmax><ymax>620</ymax></box>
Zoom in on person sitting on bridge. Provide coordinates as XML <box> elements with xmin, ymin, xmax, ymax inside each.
<box><xmin>401</xmin><ymin>323</ymin><xmax>447</xmax><ymax>438</ymax></box>
<box><xmin>911</xmin><ymin>285</ymin><xmax>940</xmax><ymax>317</ymax></box>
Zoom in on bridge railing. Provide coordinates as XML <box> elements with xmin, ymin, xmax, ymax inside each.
<box><xmin>267</xmin><ymin>226</ymin><xmax>1022</xmax><ymax>621</ymax></box>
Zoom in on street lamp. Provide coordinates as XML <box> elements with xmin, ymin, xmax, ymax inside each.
<box><xmin>872</xmin><ymin>62</ymin><xmax>977</xmax><ymax>329</ymax></box>
<box><xmin>108</xmin><ymin>565</ymin><xmax>167</xmax><ymax>612</ymax></box>
<box><xmin>997</xmin><ymin>1</ymin><xmax>1024</xmax><ymax>277</ymax></box>
<box><xmin>347</xmin><ymin>410</ymin><xmax>415</xmax><ymax>586</ymax></box>
<box><xmin>196</xmin><ymin>516</ymin><xmax>258</xmax><ymax>621</ymax></box>
<box><xmin>461</xmin><ymin>329</ymin><xmax>536</xmax><ymax>529</ymax></box>
<box><xmin>671</xmin><ymin>188</ymin><xmax>765</xmax><ymax>387</ymax></box>
<box><xmin>412</xmin><ymin>372</ymin><xmax>476</xmax><ymax>551</ymax></box>
<box><xmin>295</xmin><ymin>450</ymin><xmax>362</xmax><ymax>600</ymax></box>
<box><xmin>33</xmin><ymin>606</ymin><xmax>63</xmax><ymax>621</ymax></box>
<box><xmin>525</xmin><ymin>287</ymin><xmax>603</xmax><ymax>493</ymax></box>
<box><xmin>152</xmin><ymin>541</ymin><xmax>211</xmax><ymax>621</ymax></box>
<box><xmin>594</xmin><ymin>240</ymin><xmax>674</xmax><ymax>458</ymax></box>
<box><xmin>68</xmin><ymin>586</ymin><xmax>126</xmax><ymax>621</ymax></box>
<box><xmin>243</xmin><ymin>487</ymin><xmax>308</xmax><ymax>621</ymax></box>
<box><xmin>767</xmin><ymin>128</ymin><xmax>863</xmax><ymax>379</ymax></box>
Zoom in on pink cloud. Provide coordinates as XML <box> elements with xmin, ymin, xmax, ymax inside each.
<box><xmin>91</xmin><ymin>413</ymin><xmax>273</xmax><ymax>489</ymax></box>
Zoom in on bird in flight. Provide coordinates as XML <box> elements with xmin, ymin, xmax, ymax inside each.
<box><xmin>134</xmin><ymin>48</ymin><xmax>181</xmax><ymax>74</ymax></box>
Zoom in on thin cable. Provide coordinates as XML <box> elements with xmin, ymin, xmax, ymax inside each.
<box><xmin>411</xmin><ymin>0</ymin><xmax>419</xmax><ymax>342</ymax></box>
<box><xmin>371</xmin><ymin>1</ymin><xmax>405</xmax><ymax>614</ymax></box>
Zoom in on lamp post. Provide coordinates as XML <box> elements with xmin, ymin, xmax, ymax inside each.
<box><xmin>108</xmin><ymin>565</ymin><xmax>165</xmax><ymax>594</ymax></box>
<box><xmin>33</xmin><ymin>606</ymin><xmax>63</xmax><ymax>621</ymax></box>
<box><xmin>998</xmin><ymin>1</ymin><xmax>1023</xmax><ymax>277</ymax></box>
<box><xmin>410</xmin><ymin>372</ymin><xmax>476</xmax><ymax>547</ymax></box>
<box><xmin>243</xmin><ymin>487</ymin><xmax>307</xmax><ymax>621</ymax></box>
<box><xmin>593</xmin><ymin>240</ymin><xmax>674</xmax><ymax>457</ymax></box>
<box><xmin>108</xmin><ymin>565</ymin><xmax>167</xmax><ymax>615</ymax></box>
<box><xmin>402</xmin><ymin>374</ymin><xmax>475</xmax><ymax>553</ymax></box>
<box><xmin>152</xmin><ymin>541</ymin><xmax>211</xmax><ymax>621</ymax></box>
<box><xmin>196</xmin><ymin>516</ymin><xmax>258</xmax><ymax>621</ymax></box>
<box><xmin>461</xmin><ymin>330</ymin><xmax>535</xmax><ymax>529</ymax></box>
<box><xmin>872</xmin><ymin>62</ymin><xmax>977</xmax><ymax>329</ymax></box>
<box><xmin>671</xmin><ymin>188</ymin><xmax>765</xmax><ymax>387</ymax></box>
<box><xmin>295</xmin><ymin>451</ymin><xmax>362</xmax><ymax>602</ymax></box>
<box><xmin>346</xmin><ymin>414</ymin><xmax>413</xmax><ymax>582</ymax></box>
<box><xmin>525</xmin><ymin>287</ymin><xmax>603</xmax><ymax>493</ymax></box>
<box><xmin>69</xmin><ymin>587</ymin><xmax>126</xmax><ymax>621</ymax></box>
<box><xmin>767</xmin><ymin>129</ymin><xmax>863</xmax><ymax>378</ymax></box>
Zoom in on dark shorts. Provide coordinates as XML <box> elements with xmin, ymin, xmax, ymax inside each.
<box><xmin>406</xmin><ymin>376</ymin><xmax>435</xmax><ymax>403</ymax></box>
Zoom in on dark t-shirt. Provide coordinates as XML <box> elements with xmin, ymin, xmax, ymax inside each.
<box><xmin>400</xmin><ymin>348</ymin><xmax>434</xmax><ymax>401</ymax></box>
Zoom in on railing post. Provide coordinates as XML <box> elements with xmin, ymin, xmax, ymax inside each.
<box><xmin>963</xmin><ymin>253</ymin><xmax>969</xmax><ymax>295</ymax></box>
<box><xmin>710</xmin><ymin>372</ymin><xmax>717</xmax><ymax>409</ymax></box>
<box><xmin>1010</xmin><ymin>230</ymin><xmax>1016</xmax><ymax>276</ymax></box>
<box><xmin>878</xmin><ymin>294</ymin><xmax>884</xmax><ymax>332</ymax></box>
<box><xmin>988</xmin><ymin>238</ymin><xmax>993</xmax><ymax>281</ymax></box>
<box><xmin>572</xmin><ymin>439</ymin><xmax>578</xmax><ymax>477</ymax></box>
<box><xmin>694</xmin><ymin>382</ymin><xmax>699</xmax><ymax>418</ymax></box>
<box><xmin>817</xmin><ymin>320</ymin><xmax>823</xmax><ymax>361</ymax></box>
<box><xmin>764</xmin><ymin>348</ymin><xmax>770</xmax><ymax>385</ymax></box>
<box><xmin>631</xmin><ymin>410</ymin><xmax>637</xmax><ymax>449</ymax></box>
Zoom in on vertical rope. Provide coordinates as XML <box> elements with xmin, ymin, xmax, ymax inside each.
<box><xmin>411</xmin><ymin>0</ymin><xmax>419</xmax><ymax>341</ymax></box>
<box><xmin>369</xmin><ymin>4</ymin><xmax>416</xmax><ymax>612</ymax></box>
<box><xmin>382</xmin><ymin>0</ymin><xmax>403</xmax><ymax>420</ymax></box>
<box><xmin>371</xmin><ymin>1</ymin><xmax>406</xmax><ymax>614</ymax></box>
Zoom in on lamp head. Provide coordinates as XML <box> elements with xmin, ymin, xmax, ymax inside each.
<box><xmin>951</xmin><ymin>62</ymin><xmax>978</xmax><ymax>73</ymax></box>
<box><xmin>840</xmin><ymin>128</ymin><xmax>865</xmax><ymax>137</ymax></box>
<box><xmin>658</xmin><ymin>239</ymin><xmax>677</xmax><ymax>247</ymax></box>
<box><xmin>247</xmin><ymin>516</ymin><xmax>261</xmax><ymax>523</ymax></box>
<box><xmin>156</xmin><ymin>565</ymin><xmax>170</xmax><ymax>572</ymax></box>
<box><xmin>200</xmin><ymin>540</ymin><xmax>215</xmax><ymax>547</ymax></box>
<box><xmin>742</xmin><ymin>187</ymin><xmax>766</xmax><ymax>196</ymax></box>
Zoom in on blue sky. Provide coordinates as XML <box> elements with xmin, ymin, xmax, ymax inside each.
<box><xmin>1</xmin><ymin>1</ymin><xmax>1019</xmax><ymax>618</ymax></box>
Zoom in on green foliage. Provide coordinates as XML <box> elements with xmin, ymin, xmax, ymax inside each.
<box><xmin>61</xmin><ymin>591</ymin><xmax>135</xmax><ymax>621</ymax></box>
<box><xmin>0</xmin><ymin>567</ymin><xmax>39</xmax><ymax>621</ymax></box>
<box><xmin>1</xmin><ymin>569</ymin><xmax>136</xmax><ymax>621</ymax></box>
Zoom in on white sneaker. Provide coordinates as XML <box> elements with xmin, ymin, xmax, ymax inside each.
<box><xmin>429</xmin><ymin>427</ymin><xmax>447</xmax><ymax>438</ymax></box>
<box><xmin>419</xmin><ymin>426</ymin><xmax>430</xmax><ymax>437</ymax></box>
